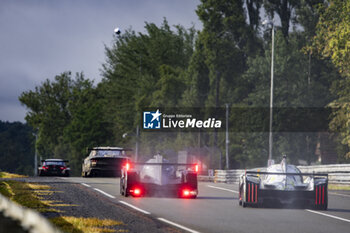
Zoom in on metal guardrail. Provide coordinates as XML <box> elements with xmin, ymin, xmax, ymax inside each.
<box><xmin>298</xmin><ymin>164</ymin><xmax>350</xmax><ymax>185</ymax></box>
<box><xmin>213</xmin><ymin>170</ymin><xmax>244</xmax><ymax>183</ymax></box>
<box><xmin>0</xmin><ymin>193</ymin><xmax>61</xmax><ymax>233</ymax></box>
<box><xmin>213</xmin><ymin>164</ymin><xmax>350</xmax><ymax>184</ymax></box>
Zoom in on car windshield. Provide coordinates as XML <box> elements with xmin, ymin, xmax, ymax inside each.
<box><xmin>44</xmin><ymin>161</ymin><xmax>65</xmax><ymax>166</ymax></box>
<box><xmin>264</xmin><ymin>164</ymin><xmax>303</xmax><ymax>187</ymax></box>
<box><xmin>93</xmin><ymin>150</ymin><xmax>122</xmax><ymax>157</ymax></box>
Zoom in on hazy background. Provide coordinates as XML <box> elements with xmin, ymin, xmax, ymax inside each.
<box><xmin>0</xmin><ymin>0</ymin><xmax>201</xmax><ymax>122</ymax></box>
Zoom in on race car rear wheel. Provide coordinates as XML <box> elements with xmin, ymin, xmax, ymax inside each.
<box><xmin>120</xmin><ymin>178</ymin><xmax>124</xmax><ymax>195</ymax></box>
<box><xmin>238</xmin><ymin>183</ymin><xmax>242</xmax><ymax>206</ymax></box>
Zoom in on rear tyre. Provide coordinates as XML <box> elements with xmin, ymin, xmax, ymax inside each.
<box><xmin>242</xmin><ymin>182</ymin><xmax>247</xmax><ymax>208</ymax></box>
<box><xmin>123</xmin><ymin>186</ymin><xmax>128</xmax><ymax>197</ymax></box>
<box><xmin>120</xmin><ymin>178</ymin><xmax>125</xmax><ymax>196</ymax></box>
<box><xmin>92</xmin><ymin>170</ymin><xmax>96</xmax><ymax>177</ymax></box>
<box><xmin>238</xmin><ymin>183</ymin><xmax>242</xmax><ymax>206</ymax></box>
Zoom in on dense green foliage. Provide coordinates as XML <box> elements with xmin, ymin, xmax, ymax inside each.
<box><xmin>313</xmin><ymin>0</ymin><xmax>350</xmax><ymax>159</ymax></box>
<box><xmin>19</xmin><ymin>72</ymin><xmax>113</xmax><ymax>174</ymax></box>
<box><xmin>0</xmin><ymin>121</ymin><xmax>34</xmax><ymax>175</ymax></box>
<box><xmin>17</xmin><ymin>0</ymin><xmax>350</xmax><ymax>174</ymax></box>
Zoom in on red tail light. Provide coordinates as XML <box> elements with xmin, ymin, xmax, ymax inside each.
<box><xmin>126</xmin><ymin>163</ymin><xmax>130</xmax><ymax>171</ymax></box>
<box><xmin>91</xmin><ymin>159</ymin><xmax>97</xmax><ymax>166</ymax></box>
<box><xmin>195</xmin><ymin>164</ymin><xmax>199</xmax><ymax>173</ymax></box>
<box><xmin>42</xmin><ymin>166</ymin><xmax>48</xmax><ymax>170</ymax></box>
<box><xmin>183</xmin><ymin>189</ymin><xmax>190</xmax><ymax>196</ymax></box>
<box><xmin>130</xmin><ymin>187</ymin><xmax>141</xmax><ymax>197</ymax></box>
<box><xmin>60</xmin><ymin>166</ymin><xmax>66</xmax><ymax>170</ymax></box>
<box><xmin>134</xmin><ymin>188</ymin><xmax>141</xmax><ymax>195</ymax></box>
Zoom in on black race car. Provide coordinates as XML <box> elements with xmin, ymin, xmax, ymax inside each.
<box><xmin>239</xmin><ymin>157</ymin><xmax>328</xmax><ymax>210</ymax></box>
<box><xmin>82</xmin><ymin>147</ymin><xmax>131</xmax><ymax>177</ymax></box>
<box><xmin>120</xmin><ymin>155</ymin><xmax>198</xmax><ymax>198</ymax></box>
<box><xmin>38</xmin><ymin>159</ymin><xmax>70</xmax><ymax>177</ymax></box>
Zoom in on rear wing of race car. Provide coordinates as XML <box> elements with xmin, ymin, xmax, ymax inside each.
<box><xmin>41</xmin><ymin>160</ymin><xmax>69</xmax><ymax>163</ymax></box>
<box><xmin>123</xmin><ymin>162</ymin><xmax>199</xmax><ymax>173</ymax></box>
<box><xmin>245</xmin><ymin>171</ymin><xmax>328</xmax><ymax>177</ymax></box>
<box><xmin>87</xmin><ymin>147</ymin><xmax>133</xmax><ymax>152</ymax></box>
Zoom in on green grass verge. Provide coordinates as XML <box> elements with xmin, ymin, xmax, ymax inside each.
<box><xmin>0</xmin><ymin>180</ymin><xmax>57</xmax><ymax>212</ymax></box>
<box><xmin>50</xmin><ymin>216</ymin><xmax>126</xmax><ymax>233</ymax></box>
<box><xmin>0</xmin><ymin>171</ymin><xmax>27</xmax><ymax>178</ymax></box>
<box><xmin>328</xmin><ymin>184</ymin><xmax>350</xmax><ymax>191</ymax></box>
<box><xmin>0</xmin><ymin>177</ymin><xmax>127</xmax><ymax>232</ymax></box>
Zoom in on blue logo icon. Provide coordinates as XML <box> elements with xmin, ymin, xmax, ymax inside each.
<box><xmin>143</xmin><ymin>109</ymin><xmax>162</xmax><ymax>129</ymax></box>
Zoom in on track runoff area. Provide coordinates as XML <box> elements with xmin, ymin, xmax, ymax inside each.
<box><xmin>61</xmin><ymin>176</ymin><xmax>350</xmax><ymax>233</ymax></box>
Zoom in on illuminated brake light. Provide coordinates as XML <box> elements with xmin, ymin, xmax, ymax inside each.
<box><xmin>60</xmin><ymin>166</ymin><xmax>66</xmax><ymax>170</ymax></box>
<box><xmin>126</xmin><ymin>163</ymin><xmax>130</xmax><ymax>171</ymax></box>
<box><xmin>195</xmin><ymin>164</ymin><xmax>199</xmax><ymax>173</ymax></box>
<box><xmin>134</xmin><ymin>189</ymin><xmax>141</xmax><ymax>195</ymax></box>
<box><xmin>130</xmin><ymin>188</ymin><xmax>141</xmax><ymax>197</ymax></box>
<box><xmin>42</xmin><ymin>166</ymin><xmax>48</xmax><ymax>170</ymax></box>
<box><xmin>183</xmin><ymin>190</ymin><xmax>190</xmax><ymax>196</ymax></box>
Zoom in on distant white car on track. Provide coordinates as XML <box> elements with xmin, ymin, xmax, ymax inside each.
<box><xmin>239</xmin><ymin>156</ymin><xmax>328</xmax><ymax>210</ymax></box>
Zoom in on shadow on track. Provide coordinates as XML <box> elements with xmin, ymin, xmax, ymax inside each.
<box><xmin>326</xmin><ymin>208</ymin><xmax>350</xmax><ymax>213</ymax></box>
<box><xmin>196</xmin><ymin>196</ymin><xmax>236</xmax><ymax>200</ymax></box>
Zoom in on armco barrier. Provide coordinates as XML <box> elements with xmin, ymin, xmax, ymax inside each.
<box><xmin>214</xmin><ymin>164</ymin><xmax>350</xmax><ymax>184</ymax></box>
<box><xmin>298</xmin><ymin>164</ymin><xmax>350</xmax><ymax>185</ymax></box>
<box><xmin>198</xmin><ymin>175</ymin><xmax>214</xmax><ymax>182</ymax></box>
<box><xmin>0</xmin><ymin>193</ymin><xmax>61</xmax><ymax>233</ymax></box>
<box><xmin>214</xmin><ymin>170</ymin><xmax>244</xmax><ymax>184</ymax></box>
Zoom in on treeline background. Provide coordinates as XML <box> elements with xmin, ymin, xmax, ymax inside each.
<box><xmin>3</xmin><ymin>0</ymin><xmax>349</xmax><ymax>176</ymax></box>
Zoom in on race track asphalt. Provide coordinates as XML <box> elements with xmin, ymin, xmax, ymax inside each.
<box><xmin>55</xmin><ymin>177</ymin><xmax>350</xmax><ymax>233</ymax></box>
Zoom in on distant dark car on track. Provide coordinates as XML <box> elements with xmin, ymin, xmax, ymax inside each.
<box><xmin>38</xmin><ymin>159</ymin><xmax>70</xmax><ymax>177</ymax></box>
<box><xmin>239</xmin><ymin>156</ymin><xmax>328</xmax><ymax>210</ymax></box>
<box><xmin>82</xmin><ymin>147</ymin><xmax>131</xmax><ymax>177</ymax></box>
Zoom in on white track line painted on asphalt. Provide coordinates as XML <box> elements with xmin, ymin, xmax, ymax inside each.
<box><xmin>207</xmin><ymin>185</ymin><xmax>239</xmax><ymax>194</ymax></box>
<box><xmin>93</xmin><ymin>188</ymin><xmax>115</xmax><ymax>199</ymax></box>
<box><xmin>306</xmin><ymin>209</ymin><xmax>350</xmax><ymax>223</ymax></box>
<box><xmin>81</xmin><ymin>183</ymin><xmax>91</xmax><ymax>188</ymax></box>
<box><xmin>119</xmin><ymin>201</ymin><xmax>150</xmax><ymax>215</ymax></box>
<box><xmin>329</xmin><ymin>192</ymin><xmax>350</xmax><ymax>198</ymax></box>
<box><xmin>158</xmin><ymin>217</ymin><xmax>200</xmax><ymax>233</ymax></box>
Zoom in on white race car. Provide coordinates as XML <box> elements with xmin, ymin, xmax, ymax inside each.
<box><xmin>239</xmin><ymin>156</ymin><xmax>328</xmax><ymax>210</ymax></box>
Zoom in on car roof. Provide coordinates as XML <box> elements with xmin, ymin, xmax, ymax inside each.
<box><xmin>44</xmin><ymin>159</ymin><xmax>66</xmax><ymax>162</ymax></box>
<box><xmin>90</xmin><ymin>146</ymin><xmax>125</xmax><ymax>150</ymax></box>
<box><xmin>267</xmin><ymin>164</ymin><xmax>300</xmax><ymax>173</ymax></box>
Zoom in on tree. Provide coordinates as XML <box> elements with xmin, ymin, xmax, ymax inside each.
<box><xmin>313</xmin><ymin>0</ymin><xmax>350</xmax><ymax>159</ymax></box>
<box><xmin>264</xmin><ymin>0</ymin><xmax>300</xmax><ymax>38</ymax></box>
<box><xmin>314</xmin><ymin>0</ymin><xmax>350</xmax><ymax>76</ymax></box>
<box><xmin>0</xmin><ymin>121</ymin><xmax>34</xmax><ymax>175</ymax></box>
<box><xmin>19</xmin><ymin>72</ymin><xmax>73</xmax><ymax>157</ymax></box>
<box><xmin>296</xmin><ymin>0</ymin><xmax>325</xmax><ymax>40</ymax></box>
<box><xmin>239</xmin><ymin>26</ymin><xmax>337</xmax><ymax>164</ymax></box>
<box><xmin>19</xmin><ymin>72</ymin><xmax>113</xmax><ymax>175</ymax></box>
<box><xmin>101</xmin><ymin>20</ymin><xmax>196</xmax><ymax>147</ymax></box>
<box><xmin>246</xmin><ymin>0</ymin><xmax>262</xmax><ymax>30</ymax></box>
